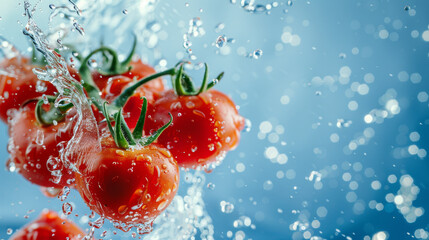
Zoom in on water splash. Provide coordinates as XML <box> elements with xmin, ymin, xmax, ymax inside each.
<box><xmin>22</xmin><ymin>1</ymin><xmax>100</xmax><ymax>172</ymax></box>
<box><xmin>143</xmin><ymin>171</ymin><xmax>214</xmax><ymax>240</ymax></box>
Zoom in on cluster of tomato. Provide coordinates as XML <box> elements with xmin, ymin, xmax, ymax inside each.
<box><xmin>1</xmin><ymin>41</ymin><xmax>244</xmax><ymax>237</ymax></box>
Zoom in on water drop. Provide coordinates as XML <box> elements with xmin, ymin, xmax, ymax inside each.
<box><xmin>73</xmin><ymin>21</ymin><xmax>85</xmax><ymax>36</ymax></box>
<box><xmin>245</xmin><ymin>119</ymin><xmax>252</xmax><ymax>132</ymax></box>
<box><xmin>287</xmin><ymin>0</ymin><xmax>293</xmax><ymax>6</ymax></box>
<box><xmin>36</xmin><ymin>80</ymin><xmax>47</xmax><ymax>93</ymax></box>
<box><xmin>122</xmin><ymin>9</ymin><xmax>128</xmax><ymax>14</ymax></box>
<box><xmin>183</xmin><ymin>40</ymin><xmax>192</xmax><ymax>49</ymax></box>
<box><xmin>35</xmin><ymin>130</ymin><xmax>44</xmax><ymax>145</ymax></box>
<box><xmin>6</xmin><ymin>159</ymin><xmax>16</xmax><ymax>172</ymax></box>
<box><xmin>58</xmin><ymin>186</ymin><xmax>70</xmax><ymax>201</ymax></box>
<box><xmin>404</xmin><ymin>6</ymin><xmax>410</xmax><ymax>11</ymax></box>
<box><xmin>220</xmin><ymin>201</ymin><xmax>234</xmax><ymax>213</ymax></box>
<box><xmin>252</xmin><ymin>49</ymin><xmax>263</xmax><ymax>59</ymax></box>
<box><xmin>62</xmin><ymin>202</ymin><xmax>73</xmax><ymax>215</ymax></box>
<box><xmin>215</xmin><ymin>35</ymin><xmax>227</xmax><ymax>48</ymax></box>
<box><xmin>49</xmin><ymin>4</ymin><xmax>56</xmax><ymax>9</ymax></box>
<box><xmin>207</xmin><ymin>182</ymin><xmax>216</xmax><ymax>190</ymax></box>
<box><xmin>6</xmin><ymin>228</ymin><xmax>13</xmax><ymax>235</ymax></box>
<box><xmin>89</xmin><ymin>217</ymin><xmax>105</xmax><ymax>229</ymax></box>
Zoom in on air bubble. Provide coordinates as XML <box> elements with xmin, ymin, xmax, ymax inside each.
<box><xmin>220</xmin><ymin>201</ymin><xmax>234</xmax><ymax>213</ymax></box>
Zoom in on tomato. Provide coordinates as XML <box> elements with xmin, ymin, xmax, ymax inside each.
<box><xmin>10</xmin><ymin>209</ymin><xmax>88</xmax><ymax>240</ymax></box>
<box><xmin>0</xmin><ymin>56</ymin><xmax>57</xmax><ymax>122</ymax></box>
<box><xmin>7</xmin><ymin>101</ymin><xmax>76</xmax><ymax>188</ymax></box>
<box><xmin>75</xmin><ymin>136</ymin><xmax>179</xmax><ymax>231</ymax></box>
<box><xmin>89</xmin><ymin>59</ymin><xmax>164</xmax><ymax>128</ymax></box>
<box><xmin>144</xmin><ymin>89</ymin><xmax>245</xmax><ymax>169</ymax></box>
<box><xmin>92</xmin><ymin>59</ymin><xmax>164</xmax><ymax>95</ymax></box>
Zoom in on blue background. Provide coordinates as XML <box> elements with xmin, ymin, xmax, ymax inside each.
<box><xmin>1</xmin><ymin>0</ymin><xmax>429</xmax><ymax>239</ymax></box>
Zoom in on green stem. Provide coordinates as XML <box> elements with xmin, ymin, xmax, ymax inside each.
<box><xmin>79</xmin><ymin>47</ymin><xmax>118</xmax><ymax>111</ymax></box>
<box><xmin>111</xmin><ymin>68</ymin><xmax>176</xmax><ymax>109</ymax></box>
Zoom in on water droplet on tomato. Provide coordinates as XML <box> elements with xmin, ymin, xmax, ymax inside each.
<box><xmin>157</xmin><ymin>200</ymin><xmax>168</xmax><ymax>211</ymax></box>
<box><xmin>6</xmin><ymin>159</ymin><xmax>16</xmax><ymax>172</ymax></box>
<box><xmin>193</xmin><ymin>109</ymin><xmax>206</xmax><ymax>118</ymax></box>
<box><xmin>118</xmin><ymin>205</ymin><xmax>128</xmax><ymax>215</ymax></box>
<box><xmin>208</xmin><ymin>144</ymin><xmax>215</xmax><ymax>151</ymax></box>
<box><xmin>186</xmin><ymin>101</ymin><xmax>195</xmax><ymax>108</ymax></box>
<box><xmin>35</xmin><ymin>130</ymin><xmax>44</xmax><ymax>145</ymax></box>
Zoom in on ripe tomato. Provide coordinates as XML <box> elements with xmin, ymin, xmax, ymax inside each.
<box><xmin>144</xmin><ymin>89</ymin><xmax>245</xmax><ymax>169</ymax></box>
<box><xmin>0</xmin><ymin>56</ymin><xmax>57</xmax><ymax>122</ymax></box>
<box><xmin>75</xmin><ymin>136</ymin><xmax>179</xmax><ymax>231</ymax></box>
<box><xmin>90</xmin><ymin>59</ymin><xmax>164</xmax><ymax>128</ymax></box>
<box><xmin>7</xmin><ymin>101</ymin><xmax>76</xmax><ymax>188</ymax></box>
<box><xmin>10</xmin><ymin>209</ymin><xmax>88</xmax><ymax>240</ymax></box>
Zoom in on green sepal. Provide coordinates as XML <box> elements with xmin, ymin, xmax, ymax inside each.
<box><xmin>196</xmin><ymin>63</ymin><xmax>209</xmax><ymax>95</ymax></box>
<box><xmin>97</xmin><ymin>34</ymin><xmax>137</xmax><ymax>76</ymax></box>
<box><xmin>114</xmin><ymin>109</ymin><xmax>129</xmax><ymax>149</ymax></box>
<box><xmin>132</xmin><ymin>97</ymin><xmax>148</xmax><ymax>139</ymax></box>
<box><xmin>119</xmin><ymin>112</ymin><xmax>136</xmax><ymax>145</ymax></box>
<box><xmin>140</xmin><ymin>113</ymin><xmax>173</xmax><ymax>146</ymax></box>
<box><xmin>173</xmin><ymin>64</ymin><xmax>189</xmax><ymax>96</ymax></box>
<box><xmin>102</xmin><ymin>102</ymin><xmax>115</xmax><ymax>137</ymax></box>
<box><xmin>171</xmin><ymin>62</ymin><xmax>224</xmax><ymax>96</ymax></box>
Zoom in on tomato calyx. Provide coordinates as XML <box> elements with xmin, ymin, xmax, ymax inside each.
<box><xmin>78</xmin><ymin>37</ymin><xmax>137</xmax><ymax>110</ymax></box>
<box><xmin>172</xmin><ymin>62</ymin><xmax>224</xmax><ymax>96</ymax></box>
<box><xmin>102</xmin><ymin>98</ymin><xmax>172</xmax><ymax>149</ymax></box>
<box><xmin>34</xmin><ymin>95</ymin><xmax>73</xmax><ymax>126</ymax></box>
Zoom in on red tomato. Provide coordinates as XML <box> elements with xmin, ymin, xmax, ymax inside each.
<box><xmin>0</xmin><ymin>56</ymin><xmax>57</xmax><ymax>122</ymax></box>
<box><xmin>7</xmin><ymin>101</ymin><xmax>76</xmax><ymax>188</ymax></box>
<box><xmin>144</xmin><ymin>89</ymin><xmax>245</xmax><ymax>169</ymax></box>
<box><xmin>10</xmin><ymin>209</ymin><xmax>88</xmax><ymax>240</ymax></box>
<box><xmin>75</xmin><ymin>136</ymin><xmax>179</xmax><ymax>231</ymax></box>
<box><xmin>90</xmin><ymin>59</ymin><xmax>164</xmax><ymax>128</ymax></box>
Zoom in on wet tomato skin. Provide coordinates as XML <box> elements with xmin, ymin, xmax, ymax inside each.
<box><xmin>144</xmin><ymin>89</ymin><xmax>245</xmax><ymax>169</ymax></box>
<box><xmin>75</xmin><ymin>137</ymin><xmax>179</xmax><ymax>229</ymax></box>
<box><xmin>0</xmin><ymin>56</ymin><xmax>57</xmax><ymax>122</ymax></box>
<box><xmin>10</xmin><ymin>209</ymin><xmax>88</xmax><ymax>240</ymax></box>
<box><xmin>7</xmin><ymin>101</ymin><xmax>76</xmax><ymax>188</ymax></box>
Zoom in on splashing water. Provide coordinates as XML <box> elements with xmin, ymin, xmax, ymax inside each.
<box><xmin>22</xmin><ymin>1</ymin><xmax>101</xmax><ymax>173</ymax></box>
<box><xmin>145</xmin><ymin>171</ymin><xmax>214</xmax><ymax>240</ymax></box>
